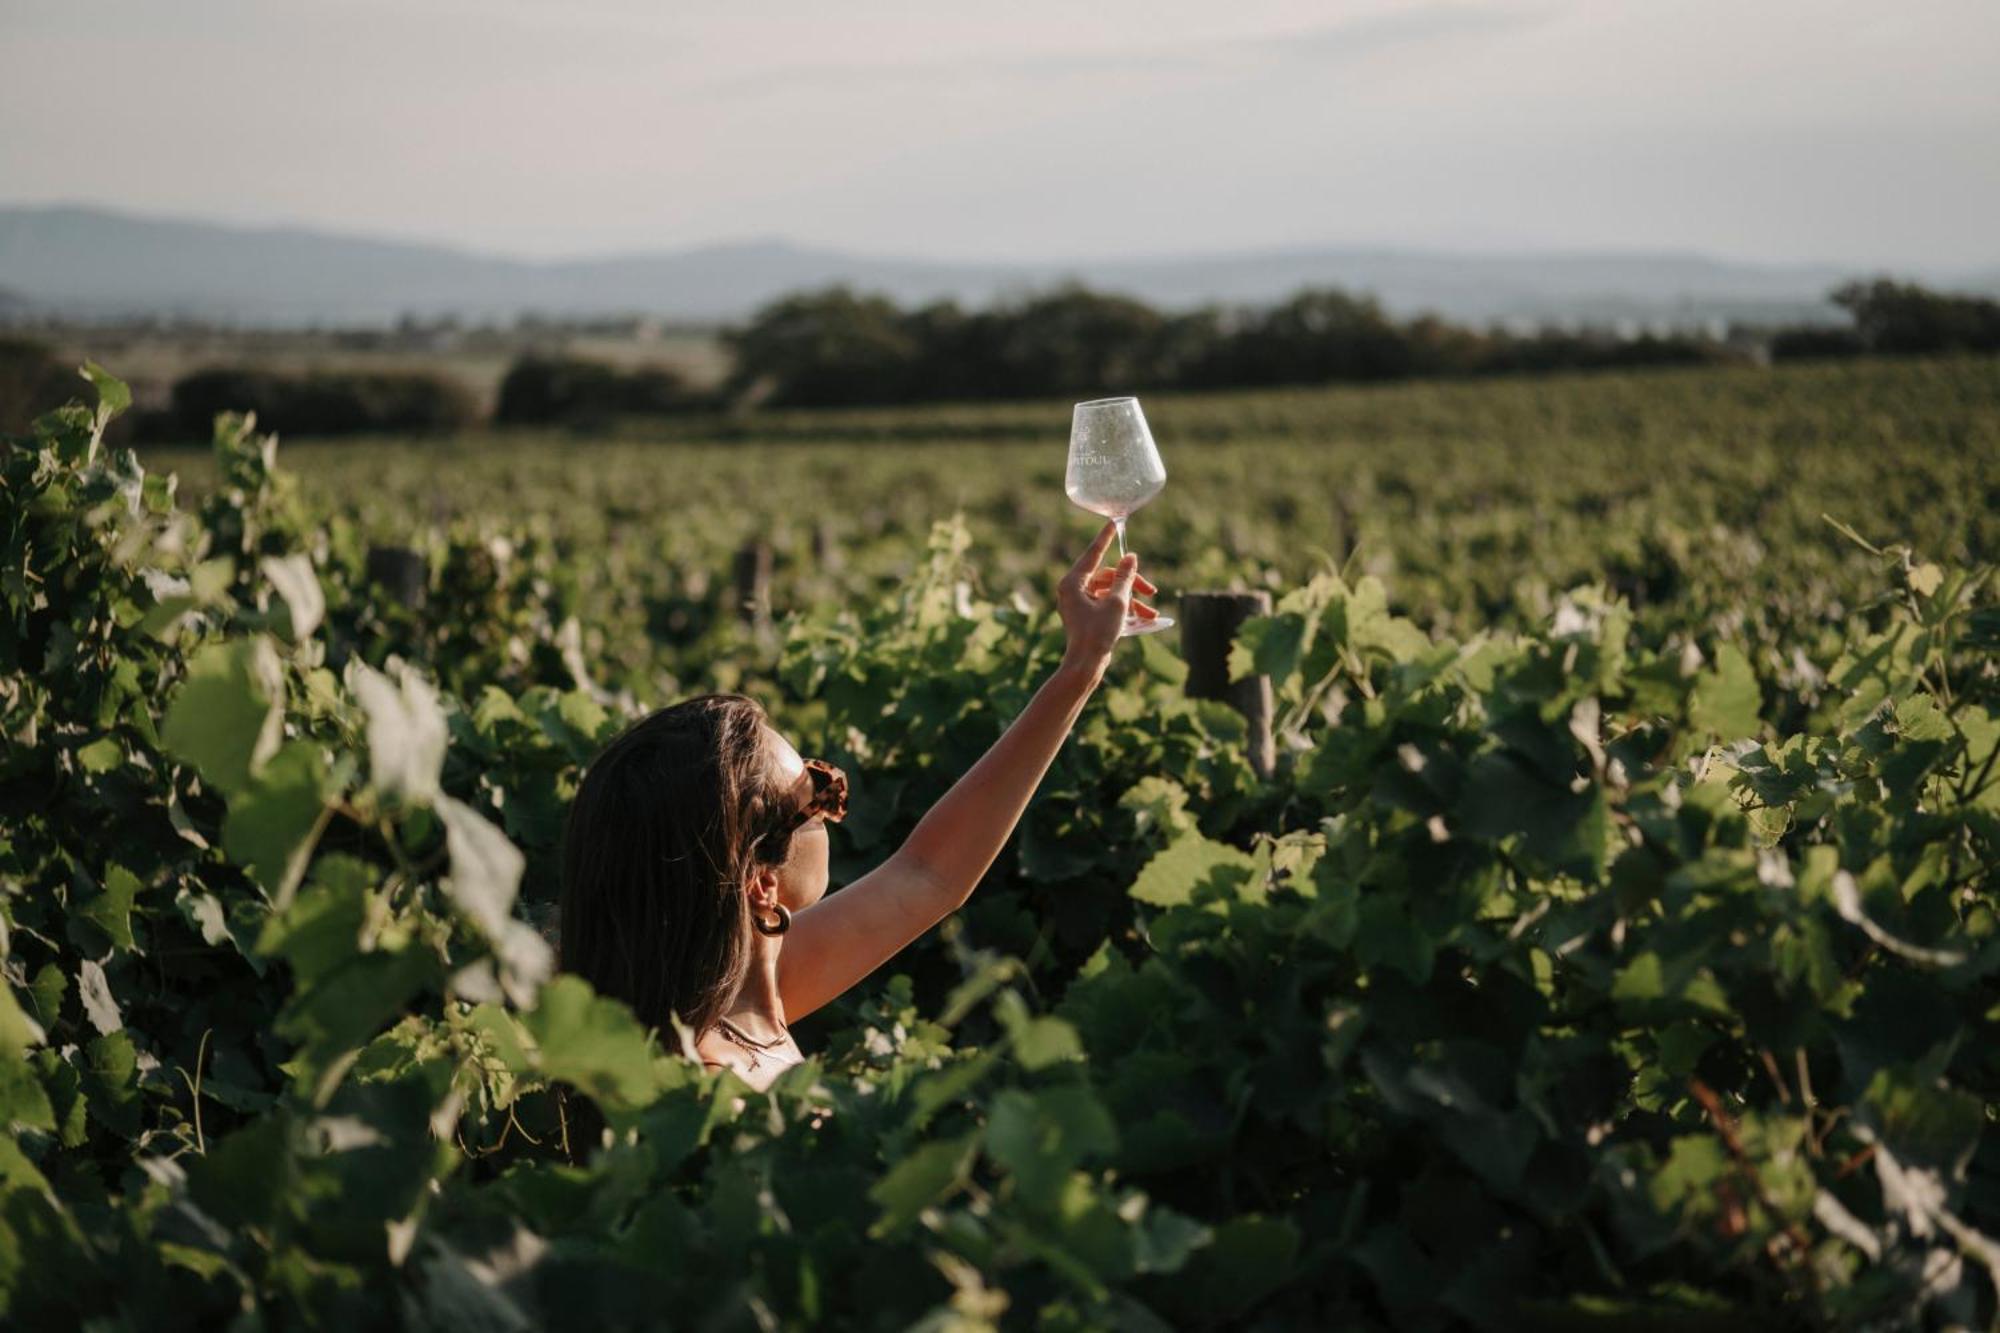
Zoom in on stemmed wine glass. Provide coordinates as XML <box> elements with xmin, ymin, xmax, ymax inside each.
<box><xmin>1066</xmin><ymin>396</ymin><xmax>1174</xmax><ymax>637</ymax></box>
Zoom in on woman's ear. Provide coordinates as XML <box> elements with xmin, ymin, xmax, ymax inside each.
<box><xmin>746</xmin><ymin>865</ymin><xmax>782</xmax><ymax>912</ymax></box>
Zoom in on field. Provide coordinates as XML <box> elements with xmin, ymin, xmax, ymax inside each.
<box><xmin>29</xmin><ymin>322</ymin><xmax>731</xmax><ymax>420</ymax></box>
<box><xmin>4</xmin><ymin>355</ymin><xmax>1999</xmax><ymax>1328</ymax></box>
<box><xmin>150</xmin><ymin>355</ymin><xmax>2000</xmax><ymax>693</ymax></box>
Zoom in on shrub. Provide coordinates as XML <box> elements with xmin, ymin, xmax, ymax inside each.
<box><xmin>0</xmin><ymin>336</ymin><xmax>77</xmax><ymax>434</ymax></box>
<box><xmin>1833</xmin><ymin>278</ymin><xmax>2000</xmax><ymax>355</ymax></box>
<box><xmin>1768</xmin><ymin>325</ymin><xmax>1869</xmax><ymax>361</ymax></box>
<box><xmin>169</xmin><ymin>366</ymin><xmax>477</xmax><ymax>438</ymax></box>
<box><xmin>725</xmin><ymin>288</ymin><xmax>920</xmax><ymax>407</ymax></box>
<box><xmin>495</xmin><ymin>355</ymin><xmax>705</xmax><ymax>425</ymax></box>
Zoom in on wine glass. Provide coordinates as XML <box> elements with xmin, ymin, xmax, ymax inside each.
<box><xmin>1066</xmin><ymin>396</ymin><xmax>1174</xmax><ymax>637</ymax></box>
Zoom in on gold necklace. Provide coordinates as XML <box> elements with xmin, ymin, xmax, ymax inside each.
<box><xmin>715</xmin><ymin>1016</ymin><xmax>790</xmax><ymax>1069</ymax></box>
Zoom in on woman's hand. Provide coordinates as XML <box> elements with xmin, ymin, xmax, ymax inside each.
<box><xmin>1057</xmin><ymin>520</ymin><xmax>1160</xmax><ymax>669</ymax></box>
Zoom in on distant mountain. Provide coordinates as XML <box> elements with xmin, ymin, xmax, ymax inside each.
<box><xmin>2</xmin><ymin>203</ymin><xmax>1993</xmax><ymax>329</ymax></box>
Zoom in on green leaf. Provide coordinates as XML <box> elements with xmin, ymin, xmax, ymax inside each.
<box><xmin>1346</xmin><ymin>577</ymin><xmax>1430</xmax><ymax>663</ymax></box>
<box><xmin>1132</xmin><ymin>1202</ymin><xmax>1213</xmax><ymax>1275</ymax></box>
<box><xmin>995</xmin><ymin>991</ymin><xmax>1085</xmax><ymax>1070</ymax></box>
<box><xmin>1228</xmin><ymin>612</ymin><xmax>1310</xmax><ymax>685</ymax></box>
<box><xmin>1129</xmin><ymin>834</ymin><xmax>1259</xmax><ymax>908</ymax></box>
<box><xmin>0</xmin><ymin>985</ymin><xmax>48</xmax><ymax>1059</ymax></box>
<box><xmin>32</xmin><ymin>1052</ymin><xmax>85</xmax><ymax>1147</ymax></box>
<box><xmin>79</xmin><ymin>863</ymin><xmax>143</xmax><ymax>953</ymax></box>
<box><xmin>1172</xmin><ymin>1215</ymin><xmax>1300</xmax><ymax>1318</ymax></box>
<box><xmin>435</xmin><ymin>795</ymin><xmax>523</xmax><ymax>940</ymax></box>
<box><xmin>258</xmin><ymin>855</ymin><xmax>375</xmax><ymax>985</ymax></box>
<box><xmin>77</xmin><ymin>959</ymin><xmax>122</xmax><ymax>1035</ymax></box>
<box><xmin>1612</xmin><ymin>952</ymin><xmax>1666</xmax><ymax>1002</ymax></box>
<box><xmin>82</xmin><ymin>1032</ymin><xmax>142</xmax><ymax>1138</ymax></box>
<box><xmin>349</xmin><ymin>658</ymin><xmax>447</xmax><ymax>805</ymax></box>
<box><xmin>867</xmin><ymin>1130</ymin><xmax>979</xmax><ymax>1238</ymax></box>
<box><xmin>0</xmin><ymin>1058</ymin><xmax>55</xmax><ymax>1132</ymax></box>
<box><xmin>1137</xmin><ymin>629</ymin><xmax>1188</xmax><ymax>685</ymax></box>
<box><xmin>0</xmin><ymin>1135</ymin><xmax>50</xmax><ymax>1192</ymax></box>
<box><xmin>1688</xmin><ymin>643</ymin><xmax>1761</xmax><ymax>740</ymax></box>
<box><xmin>519</xmin><ymin>975</ymin><xmax>662</xmax><ymax>1113</ymax></box>
<box><xmin>1119</xmin><ymin>776</ymin><xmax>1197</xmax><ymax>842</ymax></box>
<box><xmin>1354</xmin><ymin>897</ymin><xmax>1435</xmax><ymax>984</ymax></box>
<box><xmin>26</xmin><ymin>965</ymin><xmax>65</xmax><ymax>1033</ymax></box>
<box><xmin>437</xmin><ymin>795</ymin><xmax>554</xmax><ymax>1007</ymax></box>
<box><xmin>223</xmin><ymin>741</ymin><xmax>333</xmax><ymax>905</ymax></box>
<box><xmin>464</xmin><ymin>1003</ymin><xmax>533</xmax><ymax>1073</ymax></box>
<box><xmin>985</xmin><ymin>1086</ymin><xmax>1118</xmax><ymax>1213</ymax></box>
<box><xmin>937</xmin><ymin>954</ymin><xmax>1022</xmax><ymax>1028</ymax></box>
<box><xmin>1458</xmin><ymin>751</ymin><xmax>1609</xmax><ymax>883</ymax></box>
<box><xmin>906</xmin><ymin>1049</ymin><xmax>1001</xmax><ymax>1131</ymax></box>
<box><xmin>1650</xmin><ymin>1135</ymin><xmax>1728</xmax><ymax>1212</ymax></box>
<box><xmin>1861</xmin><ymin>1068</ymin><xmax>1984</xmax><ymax>1179</ymax></box>
<box><xmin>1011</xmin><ymin>1015</ymin><xmax>1085</xmax><ymax>1070</ymax></box>
<box><xmin>81</xmin><ymin>361</ymin><xmax>131</xmax><ymax>418</ymax></box>
<box><xmin>276</xmin><ymin>948</ymin><xmax>440</xmax><ymax>1090</ymax></box>
<box><xmin>161</xmin><ymin>637</ymin><xmax>285</xmax><ymax>797</ymax></box>
<box><xmin>77</xmin><ymin>737</ymin><xmax>123</xmax><ymax>773</ymax></box>
<box><xmin>261</xmin><ymin>553</ymin><xmax>325</xmax><ymax>643</ymax></box>
<box><xmin>188</xmin><ymin>1112</ymin><xmax>298</xmax><ymax>1232</ymax></box>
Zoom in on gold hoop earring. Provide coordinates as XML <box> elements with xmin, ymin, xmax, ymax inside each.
<box><xmin>753</xmin><ymin>903</ymin><xmax>792</xmax><ymax>936</ymax></box>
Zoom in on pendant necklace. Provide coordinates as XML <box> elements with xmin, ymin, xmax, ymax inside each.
<box><xmin>715</xmin><ymin>1016</ymin><xmax>790</xmax><ymax>1070</ymax></box>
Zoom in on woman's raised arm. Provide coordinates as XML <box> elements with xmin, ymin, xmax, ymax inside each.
<box><xmin>775</xmin><ymin>521</ymin><xmax>1156</xmax><ymax>1022</ymax></box>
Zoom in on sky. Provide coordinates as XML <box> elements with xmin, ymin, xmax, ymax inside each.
<box><xmin>4</xmin><ymin>0</ymin><xmax>1998</xmax><ymax>269</ymax></box>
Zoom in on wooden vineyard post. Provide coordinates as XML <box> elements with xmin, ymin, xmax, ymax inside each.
<box><xmin>810</xmin><ymin>519</ymin><xmax>842</xmax><ymax>573</ymax></box>
<box><xmin>733</xmin><ymin>541</ymin><xmax>773</xmax><ymax>626</ymax></box>
<box><xmin>1181</xmin><ymin>590</ymin><xmax>1277</xmax><ymax>779</ymax></box>
<box><xmin>365</xmin><ymin>546</ymin><xmax>428</xmax><ymax>609</ymax></box>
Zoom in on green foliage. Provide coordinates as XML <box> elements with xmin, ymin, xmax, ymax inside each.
<box><xmin>494</xmin><ymin>354</ymin><xmax>709</xmax><ymax>425</ymax></box>
<box><xmin>0</xmin><ymin>336</ymin><xmax>79</xmax><ymax>434</ymax></box>
<box><xmin>2</xmin><ymin>363</ymin><xmax>1997</xmax><ymax>1330</ymax></box>
<box><xmin>166</xmin><ymin>365</ymin><xmax>478</xmax><ymax>440</ymax></box>
<box><xmin>727</xmin><ymin>281</ymin><xmax>1740</xmax><ymax>407</ymax></box>
<box><xmin>1833</xmin><ymin>279</ymin><xmax>2000</xmax><ymax>356</ymax></box>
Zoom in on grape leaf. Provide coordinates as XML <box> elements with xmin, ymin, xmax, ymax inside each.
<box><xmin>349</xmin><ymin>658</ymin><xmax>448</xmax><ymax>805</ymax></box>
<box><xmin>1129</xmin><ymin>835</ymin><xmax>1258</xmax><ymax>908</ymax></box>
<box><xmin>161</xmin><ymin>637</ymin><xmax>285</xmax><ymax>796</ymax></box>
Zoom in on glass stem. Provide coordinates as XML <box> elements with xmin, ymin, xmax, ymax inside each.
<box><xmin>1113</xmin><ymin>517</ymin><xmax>1127</xmax><ymax>559</ymax></box>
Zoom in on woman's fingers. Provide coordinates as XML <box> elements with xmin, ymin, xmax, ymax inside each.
<box><xmin>1085</xmin><ymin>568</ymin><xmax>1157</xmax><ymax>596</ymax></box>
<box><xmin>1129</xmin><ymin>598</ymin><xmax>1159</xmax><ymax>620</ymax></box>
<box><xmin>1065</xmin><ymin>521</ymin><xmax>1120</xmax><ymax>584</ymax></box>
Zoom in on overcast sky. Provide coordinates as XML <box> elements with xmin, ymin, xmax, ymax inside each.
<box><xmin>5</xmin><ymin>0</ymin><xmax>1997</xmax><ymax>268</ymax></box>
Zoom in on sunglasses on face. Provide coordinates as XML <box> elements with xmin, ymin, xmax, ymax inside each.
<box><xmin>777</xmin><ymin>757</ymin><xmax>848</xmax><ymax>835</ymax></box>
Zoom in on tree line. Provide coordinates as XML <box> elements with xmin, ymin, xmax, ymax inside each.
<box><xmin>4</xmin><ymin>278</ymin><xmax>1997</xmax><ymax>437</ymax></box>
<box><xmin>724</xmin><ymin>278</ymin><xmax>2000</xmax><ymax>408</ymax></box>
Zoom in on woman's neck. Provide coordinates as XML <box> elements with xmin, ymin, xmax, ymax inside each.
<box><xmin>719</xmin><ymin>933</ymin><xmax>788</xmax><ymax>1041</ymax></box>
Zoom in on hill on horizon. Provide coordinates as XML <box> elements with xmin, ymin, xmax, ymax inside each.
<box><xmin>3</xmin><ymin>203</ymin><xmax>1994</xmax><ymax>330</ymax></box>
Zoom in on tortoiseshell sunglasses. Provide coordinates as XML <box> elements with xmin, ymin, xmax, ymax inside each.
<box><xmin>779</xmin><ymin>758</ymin><xmax>848</xmax><ymax>834</ymax></box>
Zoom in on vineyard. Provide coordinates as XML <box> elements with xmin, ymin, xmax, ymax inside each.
<box><xmin>3</xmin><ymin>358</ymin><xmax>1998</xmax><ymax>1329</ymax></box>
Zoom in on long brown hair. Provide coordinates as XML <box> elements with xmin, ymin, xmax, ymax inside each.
<box><xmin>557</xmin><ymin>693</ymin><xmax>796</xmax><ymax>1044</ymax></box>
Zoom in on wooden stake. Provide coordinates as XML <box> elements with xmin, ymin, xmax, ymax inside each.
<box><xmin>365</xmin><ymin>546</ymin><xmax>427</xmax><ymax>609</ymax></box>
<box><xmin>1180</xmin><ymin>590</ymin><xmax>1276</xmax><ymax>778</ymax></box>
<box><xmin>733</xmin><ymin>541</ymin><xmax>773</xmax><ymax>626</ymax></box>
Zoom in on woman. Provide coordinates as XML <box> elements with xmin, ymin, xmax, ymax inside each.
<box><xmin>558</xmin><ymin>521</ymin><xmax>1157</xmax><ymax>1090</ymax></box>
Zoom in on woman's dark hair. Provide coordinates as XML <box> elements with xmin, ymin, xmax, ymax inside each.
<box><xmin>558</xmin><ymin>693</ymin><xmax>796</xmax><ymax>1043</ymax></box>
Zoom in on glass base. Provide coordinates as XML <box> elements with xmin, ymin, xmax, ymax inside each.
<box><xmin>1121</xmin><ymin>614</ymin><xmax>1175</xmax><ymax>638</ymax></box>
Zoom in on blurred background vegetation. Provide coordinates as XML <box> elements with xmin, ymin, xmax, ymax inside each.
<box><xmin>5</xmin><ymin>277</ymin><xmax>1997</xmax><ymax>442</ymax></box>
